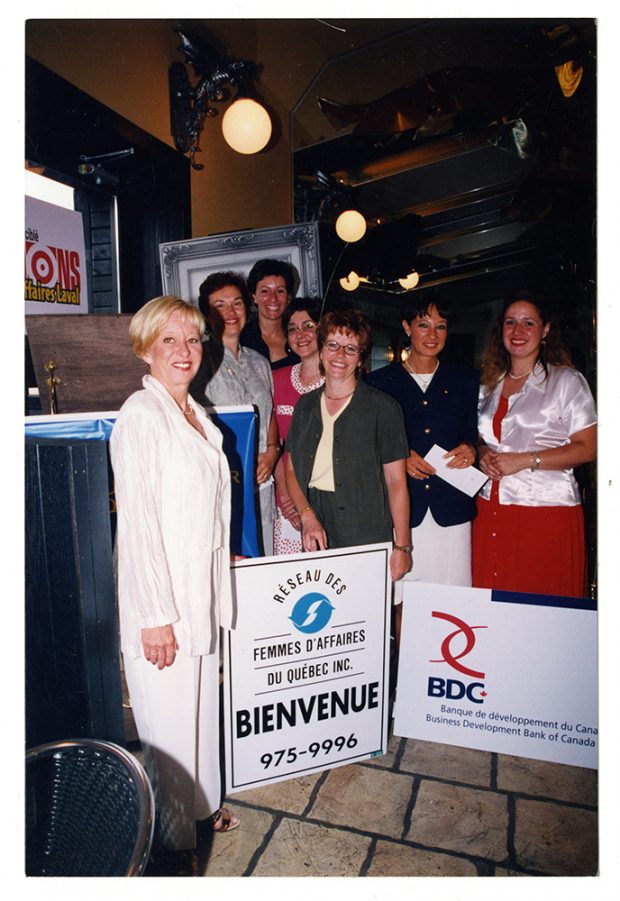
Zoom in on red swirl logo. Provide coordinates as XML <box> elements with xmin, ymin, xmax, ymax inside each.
<box><xmin>431</xmin><ymin>611</ymin><xmax>487</xmax><ymax>679</ymax></box>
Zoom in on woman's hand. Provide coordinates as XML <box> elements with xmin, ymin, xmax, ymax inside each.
<box><xmin>478</xmin><ymin>444</ymin><xmax>503</xmax><ymax>481</ymax></box>
<box><xmin>444</xmin><ymin>443</ymin><xmax>476</xmax><ymax>469</ymax></box>
<box><xmin>257</xmin><ymin>445</ymin><xmax>279</xmax><ymax>483</ymax></box>
<box><xmin>492</xmin><ymin>452</ymin><xmax>531</xmax><ymax>477</ymax></box>
<box><xmin>300</xmin><ymin>508</ymin><xmax>328</xmax><ymax>552</ymax></box>
<box><xmin>141</xmin><ymin>624</ymin><xmax>178</xmax><ymax>669</ymax></box>
<box><xmin>479</xmin><ymin>447</ymin><xmax>531</xmax><ymax>479</ymax></box>
<box><xmin>390</xmin><ymin>548</ymin><xmax>412</xmax><ymax>581</ymax></box>
<box><xmin>280</xmin><ymin>495</ymin><xmax>302</xmax><ymax>531</ymax></box>
<box><xmin>406</xmin><ymin>448</ymin><xmax>435</xmax><ymax>480</ymax></box>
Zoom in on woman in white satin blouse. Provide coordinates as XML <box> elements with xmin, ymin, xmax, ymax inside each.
<box><xmin>473</xmin><ymin>292</ymin><xmax>596</xmax><ymax>597</ymax></box>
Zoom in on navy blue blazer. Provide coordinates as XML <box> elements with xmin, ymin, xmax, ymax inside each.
<box><xmin>366</xmin><ymin>360</ymin><xmax>479</xmax><ymax>528</ymax></box>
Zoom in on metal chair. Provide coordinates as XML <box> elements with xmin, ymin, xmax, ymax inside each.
<box><xmin>26</xmin><ymin>738</ymin><xmax>154</xmax><ymax>876</ymax></box>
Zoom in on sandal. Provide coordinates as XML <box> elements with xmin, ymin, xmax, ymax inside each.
<box><xmin>210</xmin><ymin>807</ymin><xmax>240</xmax><ymax>834</ymax></box>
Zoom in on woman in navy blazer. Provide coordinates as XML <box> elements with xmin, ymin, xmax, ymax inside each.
<box><xmin>367</xmin><ymin>295</ymin><xmax>479</xmax><ymax>591</ymax></box>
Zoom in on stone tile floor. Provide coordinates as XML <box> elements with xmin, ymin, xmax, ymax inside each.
<box><xmin>141</xmin><ymin>731</ymin><xmax>598</xmax><ymax>878</ymax></box>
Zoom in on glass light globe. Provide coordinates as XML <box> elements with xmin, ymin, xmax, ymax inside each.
<box><xmin>221</xmin><ymin>98</ymin><xmax>272</xmax><ymax>154</ymax></box>
<box><xmin>335</xmin><ymin>210</ymin><xmax>367</xmax><ymax>243</ymax></box>
<box><xmin>339</xmin><ymin>271</ymin><xmax>361</xmax><ymax>292</ymax></box>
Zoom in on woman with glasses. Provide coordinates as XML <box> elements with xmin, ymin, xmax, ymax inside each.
<box><xmin>272</xmin><ymin>298</ymin><xmax>324</xmax><ymax>554</ymax></box>
<box><xmin>285</xmin><ymin>309</ymin><xmax>412</xmax><ymax>584</ymax></box>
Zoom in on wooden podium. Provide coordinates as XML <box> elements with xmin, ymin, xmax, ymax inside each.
<box><xmin>26</xmin><ymin>314</ymin><xmax>145</xmax><ymax>414</ymax></box>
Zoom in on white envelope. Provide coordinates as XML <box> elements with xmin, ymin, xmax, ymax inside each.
<box><xmin>423</xmin><ymin>444</ymin><xmax>489</xmax><ymax>497</ymax></box>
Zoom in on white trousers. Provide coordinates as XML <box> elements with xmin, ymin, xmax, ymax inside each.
<box><xmin>123</xmin><ymin>645</ymin><xmax>221</xmax><ymax>850</ymax></box>
<box><xmin>394</xmin><ymin>510</ymin><xmax>472</xmax><ymax>603</ymax></box>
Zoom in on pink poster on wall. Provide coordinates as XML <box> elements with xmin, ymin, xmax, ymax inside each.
<box><xmin>25</xmin><ymin>196</ymin><xmax>89</xmax><ymax>314</ymax></box>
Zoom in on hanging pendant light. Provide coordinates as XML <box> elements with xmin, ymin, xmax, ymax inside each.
<box><xmin>335</xmin><ymin>210</ymin><xmax>367</xmax><ymax>243</ymax></box>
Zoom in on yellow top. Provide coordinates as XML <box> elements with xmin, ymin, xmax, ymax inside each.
<box><xmin>309</xmin><ymin>393</ymin><xmax>353</xmax><ymax>491</ymax></box>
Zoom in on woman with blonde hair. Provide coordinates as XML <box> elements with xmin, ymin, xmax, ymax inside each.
<box><xmin>473</xmin><ymin>291</ymin><xmax>596</xmax><ymax>596</ymax></box>
<box><xmin>111</xmin><ymin>295</ymin><xmax>239</xmax><ymax>852</ymax></box>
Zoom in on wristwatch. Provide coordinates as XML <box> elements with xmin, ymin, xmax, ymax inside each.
<box><xmin>393</xmin><ymin>544</ymin><xmax>413</xmax><ymax>553</ymax></box>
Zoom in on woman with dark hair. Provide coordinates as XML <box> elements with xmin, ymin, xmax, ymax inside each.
<box><xmin>285</xmin><ymin>309</ymin><xmax>411</xmax><ymax>583</ymax></box>
<box><xmin>272</xmin><ymin>298</ymin><xmax>324</xmax><ymax>554</ymax></box>
<box><xmin>241</xmin><ymin>258</ymin><xmax>300</xmax><ymax>369</ymax></box>
<box><xmin>191</xmin><ymin>271</ymin><xmax>279</xmax><ymax>556</ymax></box>
<box><xmin>473</xmin><ymin>291</ymin><xmax>597</xmax><ymax>596</ymax></box>
<box><xmin>367</xmin><ymin>295</ymin><xmax>479</xmax><ymax>591</ymax></box>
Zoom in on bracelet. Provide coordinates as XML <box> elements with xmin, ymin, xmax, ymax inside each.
<box><xmin>393</xmin><ymin>544</ymin><xmax>413</xmax><ymax>553</ymax></box>
<box><xmin>297</xmin><ymin>504</ymin><xmax>312</xmax><ymax>516</ymax></box>
<box><xmin>529</xmin><ymin>451</ymin><xmax>541</xmax><ymax>472</ymax></box>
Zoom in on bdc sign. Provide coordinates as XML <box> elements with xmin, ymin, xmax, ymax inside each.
<box><xmin>428</xmin><ymin>677</ymin><xmax>486</xmax><ymax>704</ymax></box>
<box><xmin>427</xmin><ymin>610</ymin><xmax>488</xmax><ymax>704</ymax></box>
<box><xmin>224</xmin><ymin>544</ymin><xmax>392</xmax><ymax>791</ymax></box>
<box><xmin>394</xmin><ymin>583</ymin><xmax>598</xmax><ymax>769</ymax></box>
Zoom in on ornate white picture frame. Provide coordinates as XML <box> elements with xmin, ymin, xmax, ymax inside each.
<box><xmin>159</xmin><ymin>222</ymin><xmax>323</xmax><ymax>303</ymax></box>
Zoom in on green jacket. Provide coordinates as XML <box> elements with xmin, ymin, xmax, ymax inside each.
<box><xmin>287</xmin><ymin>380</ymin><xmax>408</xmax><ymax>547</ymax></box>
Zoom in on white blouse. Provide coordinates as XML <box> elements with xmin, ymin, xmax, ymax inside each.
<box><xmin>110</xmin><ymin>375</ymin><xmax>234</xmax><ymax>658</ymax></box>
<box><xmin>478</xmin><ymin>364</ymin><xmax>597</xmax><ymax>506</ymax></box>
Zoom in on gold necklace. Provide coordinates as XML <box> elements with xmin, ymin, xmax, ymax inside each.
<box><xmin>404</xmin><ymin>358</ymin><xmax>439</xmax><ymax>385</ymax></box>
<box><xmin>324</xmin><ymin>388</ymin><xmax>355</xmax><ymax>400</ymax></box>
<box><xmin>183</xmin><ymin>402</ymin><xmax>194</xmax><ymax>416</ymax></box>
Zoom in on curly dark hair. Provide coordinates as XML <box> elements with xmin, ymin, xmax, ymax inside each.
<box><xmin>318</xmin><ymin>309</ymin><xmax>372</xmax><ymax>374</ymax></box>
<box><xmin>197</xmin><ymin>271</ymin><xmax>250</xmax><ymax>320</ymax></box>
<box><xmin>480</xmin><ymin>290</ymin><xmax>573</xmax><ymax>391</ymax></box>
<box><xmin>247</xmin><ymin>259</ymin><xmax>295</xmax><ymax>295</ymax></box>
<box><xmin>282</xmin><ymin>297</ymin><xmax>322</xmax><ymax>332</ymax></box>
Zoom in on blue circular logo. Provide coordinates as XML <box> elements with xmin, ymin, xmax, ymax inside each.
<box><xmin>289</xmin><ymin>592</ymin><xmax>335</xmax><ymax>634</ymax></box>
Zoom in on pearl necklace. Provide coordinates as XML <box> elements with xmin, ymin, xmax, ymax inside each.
<box><xmin>507</xmin><ymin>366</ymin><xmax>534</xmax><ymax>381</ymax></box>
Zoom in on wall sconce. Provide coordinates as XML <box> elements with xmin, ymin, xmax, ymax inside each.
<box><xmin>339</xmin><ymin>271</ymin><xmax>370</xmax><ymax>292</ymax></box>
<box><xmin>221</xmin><ymin>98</ymin><xmax>272</xmax><ymax>154</ymax></box>
<box><xmin>398</xmin><ymin>270</ymin><xmax>420</xmax><ymax>290</ymax></box>
<box><xmin>169</xmin><ymin>29</ymin><xmax>272</xmax><ymax>169</ymax></box>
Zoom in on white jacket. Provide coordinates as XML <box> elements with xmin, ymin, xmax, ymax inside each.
<box><xmin>110</xmin><ymin>375</ymin><xmax>233</xmax><ymax>658</ymax></box>
<box><xmin>478</xmin><ymin>364</ymin><xmax>596</xmax><ymax>506</ymax></box>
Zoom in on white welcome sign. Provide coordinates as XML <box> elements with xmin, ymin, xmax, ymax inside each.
<box><xmin>393</xmin><ymin>583</ymin><xmax>597</xmax><ymax>769</ymax></box>
<box><xmin>224</xmin><ymin>544</ymin><xmax>392</xmax><ymax>792</ymax></box>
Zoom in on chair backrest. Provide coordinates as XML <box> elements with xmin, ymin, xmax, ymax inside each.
<box><xmin>26</xmin><ymin>738</ymin><xmax>154</xmax><ymax>877</ymax></box>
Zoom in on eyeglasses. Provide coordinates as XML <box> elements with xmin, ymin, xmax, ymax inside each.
<box><xmin>286</xmin><ymin>320</ymin><xmax>317</xmax><ymax>336</ymax></box>
<box><xmin>323</xmin><ymin>339</ymin><xmax>360</xmax><ymax>356</ymax></box>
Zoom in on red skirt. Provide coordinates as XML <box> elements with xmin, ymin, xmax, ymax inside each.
<box><xmin>472</xmin><ymin>487</ymin><xmax>587</xmax><ymax>598</ymax></box>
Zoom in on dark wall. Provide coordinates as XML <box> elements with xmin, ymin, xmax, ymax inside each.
<box><xmin>26</xmin><ymin>56</ymin><xmax>191</xmax><ymax>313</ymax></box>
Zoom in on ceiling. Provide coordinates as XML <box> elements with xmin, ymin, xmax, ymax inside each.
<box><xmin>291</xmin><ymin>19</ymin><xmax>597</xmax><ymax>327</ymax></box>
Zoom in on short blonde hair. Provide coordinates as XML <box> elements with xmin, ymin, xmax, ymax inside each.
<box><xmin>129</xmin><ymin>296</ymin><xmax>206</xmax><ymax>356</ymax></box>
